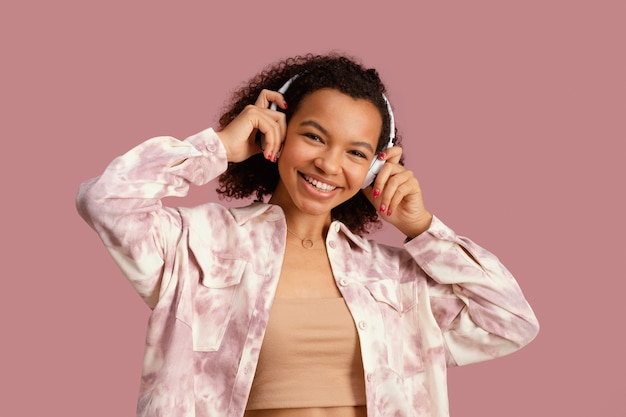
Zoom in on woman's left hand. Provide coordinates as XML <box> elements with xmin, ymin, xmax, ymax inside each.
<box><xmin>364</xmin><ymin>146</ymin><xmax>433</xmax><ymax>238</ymax></box>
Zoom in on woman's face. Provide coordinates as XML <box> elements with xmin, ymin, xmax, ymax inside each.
<box><xmin>272</xmin><ymin>88</ymin><xmax>382</xmax><ymax>218</ymax></box>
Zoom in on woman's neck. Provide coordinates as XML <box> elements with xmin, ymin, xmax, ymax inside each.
<box><xmin>286</xmin><ymin>214</ymin><xmax>330</xmax><ymax>240</ymax></box>
<box><xmin>268</xmin><ymin>196</ymin><xmax>331</xmax><ymax>241</ymax></box>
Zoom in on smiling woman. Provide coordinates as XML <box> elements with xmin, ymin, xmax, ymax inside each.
<box><xmin>76</xmin><ymin>52</ymin><xmax>539</xmax><ymax>417</ymax></box>
<box><xmin>216</xmin><ymin>54</ymin><xmax>398</xmax><ymax>235</ymax></box>
<box><xmin>270</xmin><ymin>89</ymin><xmax>382</xmax><ymax>220</ymax></box>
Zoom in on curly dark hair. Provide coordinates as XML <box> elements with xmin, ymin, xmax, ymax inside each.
<box><xmin>216</xmin><ymin>52</ymin><xmax>402</xmax><ymax>235</ymax></box>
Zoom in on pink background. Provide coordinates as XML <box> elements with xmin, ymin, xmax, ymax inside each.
<box><xmin>2</xmin><ymin>1</ymin><xmax>624</xmax><ymax>415</ymax></box>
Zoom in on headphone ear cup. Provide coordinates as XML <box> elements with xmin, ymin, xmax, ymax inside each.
<box><xmin>361</xmin><ymin>158</ymin><xmax>385</xmax><ymax>189</ymax></box>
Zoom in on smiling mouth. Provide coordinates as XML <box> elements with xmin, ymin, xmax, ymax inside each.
<box><xmin>301</xmin><ymin>174</ymin><xmax>338</xmax><ymax>192</ymax></box>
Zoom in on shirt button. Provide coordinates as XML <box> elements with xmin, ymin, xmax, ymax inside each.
<box><xmin>358</xmin><ymin>321</ymin><xmax>368</xmax><ymax>330</ymax></box>
<box><xmin>333</xmin><ymin>223</ymin><xmax>341</xmax><ymax>232</ymax></box>
<box><xmin>367</xmin><ymin>373</ymin><xmax>373</xmax><ymax>382</ymax></box>
<box><xmin>207</xmin><ymin>144</ymin><xmax>217</xmax><ymax>153</ymax></box>
<box><xmin>339</xmin><ymin>278</ymin><xmax>349</xmax><ymax>287</ymax></box>
<box><xmin>328</xmin><ymin>241</ymin><xmax>336</xmax><ymax>249</ymax></box>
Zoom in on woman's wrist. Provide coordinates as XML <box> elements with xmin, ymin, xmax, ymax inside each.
<box><xmin>402</xmin><ymin>212</ymin><xmax>433</xmax><ymax>240</ymax></box>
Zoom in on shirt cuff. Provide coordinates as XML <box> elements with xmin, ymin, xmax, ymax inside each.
<box><xmin>186</xmin><ymin>128</ymin><xmax>228</xmax><ymax>161</ymax></box>
<box><xmin>403</xmin><ymin>215</ymin><xmax>458</xmax><ymax>266</ymax></box>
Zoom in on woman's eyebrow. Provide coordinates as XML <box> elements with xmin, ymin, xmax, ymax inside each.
<box><xmin>352</xmin><ymin>141</ymin><xmax>375</xmax><ymax>153</ymax></box>
<box><xmin>300</xmin><ymin>120</ymin><xmax>329</xmax><ymax>136</ymax></box>
<box><xmin>299</xmin><ymin>120</ymin><xmax>375</xmax><ymax>153</ymax></box>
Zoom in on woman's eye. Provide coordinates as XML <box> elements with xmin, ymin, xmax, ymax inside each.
<box><xmin>349</xmin><ymin>150</ymin><xmax>367</xmax><ymax>159</ymax></box>
<box><xmin>304</xmin><ymin>133</ymin><xmax>322</xmax><ymax>142</ymax></box>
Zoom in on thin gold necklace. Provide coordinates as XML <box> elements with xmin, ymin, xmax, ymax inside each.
<box><xmin>286</xmin><ymin>228</ymin><xmax>321</xmax><ymax>249</ymax></box>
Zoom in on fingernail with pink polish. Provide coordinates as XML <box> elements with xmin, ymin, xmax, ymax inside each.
<box><xmin>379</xmin><ymin>204</ymin><xmax>386</xmax><ymax>213</ymax></box>
<box><xmin>386</xmin><ymin>209</ymin><xmax>392</xmax><ymax>216</ymax></box>
<box><xmin>267</xmin><ymin>153</ymin><xmax>272</xmax><ymax>160</ymax></box>
<box><xmin>373</xmin><ymin>189</ymin><xmax>381</xmax><ymax>198</ymax></box>
<box><xmin>283</xmin><ymin>101</ymin><xmax>288</xmax><ymax>109</ymax></box>
<box><xmin>378</xmin><ymin>152</ymin><xmax>386</xmax><ymax>161</ymax></box>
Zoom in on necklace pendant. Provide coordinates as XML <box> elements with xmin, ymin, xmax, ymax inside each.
<box><xmin>287</xmin><ymin>228</ymin><xmax>318</xmax><ymax>249</ymax></box>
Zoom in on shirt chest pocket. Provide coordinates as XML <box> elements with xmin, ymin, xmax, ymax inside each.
<box><xmin>364</xmin><ymin>280</ymin><xmax>424</xmax><ymax>376</ymax></box>
<box><xmin>187</xmin><ymin>256</ymin><xmax>247</xmax><ymax>352</ymax></box>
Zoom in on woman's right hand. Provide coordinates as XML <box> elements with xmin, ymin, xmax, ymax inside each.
<box><xmin>216</xmin><ymin>89</ymin><xmax>288</xmax><ymax>163</ymax></box>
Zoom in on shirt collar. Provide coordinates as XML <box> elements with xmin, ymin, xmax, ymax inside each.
<box><xmin>332</xmin><ymin>221</ymin><xmax>371</xmax><ymax>252</ymax></box>
<box><xmin>229</xmin><ymin>202</ymin><xmax>284</xmax><ymax>225</ymax></box>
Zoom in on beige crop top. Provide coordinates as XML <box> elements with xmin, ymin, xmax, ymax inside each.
<box><xmin>245</xmin><ymin>297</ymin><xmax>366</xmax><ymax>416</ymax></box>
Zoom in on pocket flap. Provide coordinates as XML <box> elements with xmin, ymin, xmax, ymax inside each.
<box><xmin>364</xmin><ymin>280</ymin><xmax>401</xmax><ymax>311</ymax></box>
<box><xmin>199</xmin><ymin>257</ymin><xmax>246</xmax><ymax>288</ymax></box>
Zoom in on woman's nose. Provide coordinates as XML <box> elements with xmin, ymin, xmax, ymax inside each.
<box><xmin>314</xmin><ymin>150</ymin><xmax>342</xmax><ymax>175</ymax></box>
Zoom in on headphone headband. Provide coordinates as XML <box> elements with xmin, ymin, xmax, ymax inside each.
<box><xmin>272</xmin><ymin>74</ymin><xmax>395</xmax><ymax>146</ymax></box>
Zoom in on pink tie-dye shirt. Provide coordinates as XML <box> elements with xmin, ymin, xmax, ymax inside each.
<box><xmin>76</xmin><ymin>128</ymin><xmax>539</xmax><ymax>417</ymax></box>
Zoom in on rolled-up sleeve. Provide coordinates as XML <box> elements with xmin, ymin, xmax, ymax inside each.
<box><xmin>404</xmin><ymin>215</ymin><xmax>539</xmax><ymax>366</ymax></box>
<box><xmin>76</xmin><ymin>128</ymin><xmax>228</xmax><ymax>307</ymax></box>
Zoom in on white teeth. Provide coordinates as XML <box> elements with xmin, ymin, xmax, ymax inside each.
<box><xmin>303</xmin><ymin>175</ymin><xmax>337</xmax><ymax>192</ymax></box>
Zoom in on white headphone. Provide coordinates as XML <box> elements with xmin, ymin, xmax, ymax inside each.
<box><xmin>269</xmin><ymin>74</ymin><xmax>396</xmax><ymax>189</ymax></box>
